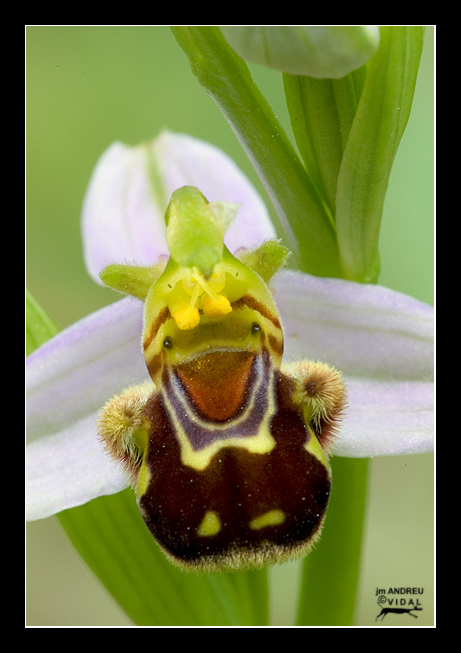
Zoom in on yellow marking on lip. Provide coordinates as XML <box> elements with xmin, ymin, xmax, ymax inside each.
<box><xmin>137</xmin><ymin>459</ymin><xmax>151</xmax><ymax>498</ymax></box>
<box><xmin>303</xmin><ymin>421</ymin><xmax>330</xmax><ymax>472</ymax></box>
<box><xmin>171</xmin><ymin>414</ymin><xmax>276</xmax><ymax>471</ymax></box>
<box><xmin>161</xmin><ymin>356</ymin><xmax>276</xmax><ymax>471</ymax></box>
<box><xmin>249</xmin><ymin>509</ymin><xmax>286</xmax><ymax>530</ymax></box>
<box><xmin>197</xmin><ymin>510</ymin><xmax>221</xmax><ymax>537</ymax></box>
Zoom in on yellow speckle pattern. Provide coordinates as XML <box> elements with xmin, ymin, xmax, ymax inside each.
<box><xmin>197</xmin><ymin>510</ymin><xmax>221</xmax><ymax>537</ymax></box>
<box><xmin>249</xmin><ymin>509</ymin><xmax>286</xmax><ymax>530</ymax></box>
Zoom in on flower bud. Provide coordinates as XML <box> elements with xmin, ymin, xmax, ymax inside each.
<box><xmin>220</xmin><ymin>26</ymin><xmax>380</xmax><ymax>78</ymax></box>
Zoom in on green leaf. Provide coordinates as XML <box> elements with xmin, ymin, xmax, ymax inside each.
<box><xmin>57</xmin><ymin>489</ymin><xmax>268</xmax><ymax>626</ymax></box>
<box><xmin>283</xmin><ymin>76</ymin><xmax>343</xmax><ymax>221</ymax></box>
<box><xmin>26</xmin><ymin>289</ymin><xmax>60</xmax><ymax>355</ymax></box>
<box><xmin>171</xmin><ymin>26</ymin><xmax>342</xmax><ymax>278</ymax></box>
<box><xmin>283</xmin><ymin>67</ymin><xmax>367</xmax><ymax>218</ymax></box>
<box><xmin>335</xmin><ymin>26</ymin><xmax>425</xmax><ymax>282</ymax></box>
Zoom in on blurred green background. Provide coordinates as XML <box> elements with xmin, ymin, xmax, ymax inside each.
<box><xmin>26</xmin><ymin>26</ymin><xmax>434</xmax><ymax>626</ymax></box>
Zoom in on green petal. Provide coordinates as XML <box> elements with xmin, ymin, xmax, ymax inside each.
<box><xmin>100</xmin><ymin>261</ymin><xmax>167</xmax><ymax>301</ymax></box>
<box><xmin>234</xmin><ymin>239</ymin><xmax>289</xmax><ymax>283</ymax></box>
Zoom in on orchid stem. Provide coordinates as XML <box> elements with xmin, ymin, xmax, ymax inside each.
<box><xmin>297</xmin><ymin>457</ymin><xmax>369</xmax><ymax>626</ymax></box>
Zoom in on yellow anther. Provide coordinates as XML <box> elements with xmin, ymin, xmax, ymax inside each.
<box><xmin>202</xmin><ymin>293</ymin><xmax>232</xmax><ymax>319</ymax></box>
<box><xmin>171</xmin><ymin>272</ymin><xmax>202</xmax><ymax>330</ymax></box>
<box><xmin>195</xmin><ymin>268</ymin><xmax>232</xmax><ymax>319</ymax></box>
<box><xmin>169</xmin><ymin>266</ymin><xmax>233</xmax><ymax>330</ymax></box>
<box><xmin>171</xmin><ymin>303</ymin><xmax>200</xmax><ymax>330</ymax></box>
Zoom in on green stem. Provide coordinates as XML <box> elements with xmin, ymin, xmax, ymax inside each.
<box><xmin>297</xmin><ymin>457</ymin><xmax>369</xmax><ymax>626</ymax></box>
<box><xmin>171</xmin><ymin>26</ymin><xmax>342</xmax><ymax>278</ymax></box>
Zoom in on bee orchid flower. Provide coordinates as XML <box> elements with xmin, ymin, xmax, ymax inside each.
<box><xmin>26</xmin><ymin>131</ymin><xmax>434</xmax><ymax>548</ymax></box>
